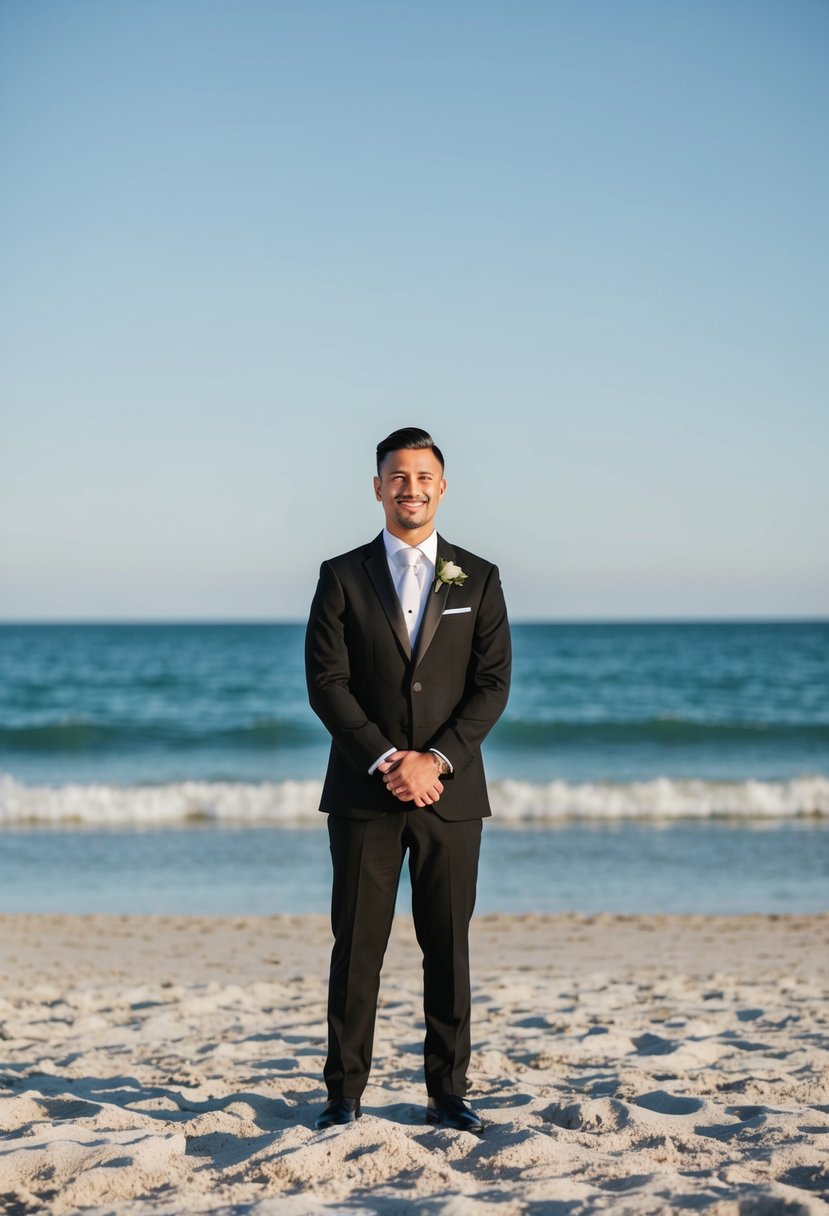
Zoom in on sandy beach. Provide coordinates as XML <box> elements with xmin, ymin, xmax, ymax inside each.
<box><xmin>1</xmin><ymin>912</ymin><xmax>827</xmax><ymax>1215</ymax></box>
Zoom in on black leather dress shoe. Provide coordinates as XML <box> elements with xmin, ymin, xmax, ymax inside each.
<box><xmin>314</xmin><ymin>1096</ymin><xmax>361</xmax><ymax>1130</ymax></box>
<box><xmin>426</xmin><ymin>1095</ymin><xmax>484</xmax><ymax>1134</ymax></box>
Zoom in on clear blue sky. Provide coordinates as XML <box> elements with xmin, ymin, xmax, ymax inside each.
<box><xmin>2</xmin><ymin>0</ymin><xmax>827</xmax><ymax>619</ymax></box>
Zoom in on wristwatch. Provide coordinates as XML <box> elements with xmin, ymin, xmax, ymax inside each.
<box><xmin>429</xmin><ymin>751</ymin><xmax>450</xmax><ymax>776</ymax></box>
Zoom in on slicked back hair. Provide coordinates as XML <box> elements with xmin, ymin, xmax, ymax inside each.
<box><xmin>375</xmin><ymin>427</ymin><xmax>445</xmax><ymax>476</ymax></box>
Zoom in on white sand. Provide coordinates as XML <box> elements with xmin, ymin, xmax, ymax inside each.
<box><xmin>0</xmin><ymin>913</ymin><xmax>827</xmax><ymax>1215</ymax></box>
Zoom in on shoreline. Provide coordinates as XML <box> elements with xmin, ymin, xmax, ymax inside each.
<box><xmin>1</xmin><ymin>910</ymin><xmax>827</xmax><ymax>986</ymax></box>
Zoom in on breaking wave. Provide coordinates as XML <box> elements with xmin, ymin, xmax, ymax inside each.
<box><xmin>1</xmin><ymin>772</ymin><xmax>827</xmax><ymax>826</ymax></box>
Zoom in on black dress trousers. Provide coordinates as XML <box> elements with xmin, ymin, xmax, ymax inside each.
<box><xmin>324</xmin><ymin>808</ymin><xmax>483</xmax><ymax>1100</ymax></box>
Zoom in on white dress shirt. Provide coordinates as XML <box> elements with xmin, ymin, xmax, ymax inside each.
<box><xmin>367</xmin><ymin>529</ymin><xmax>453</xmax><ymax>777</ymax></box>
<box><xmin>382</xmin><ymin>527</ymin><xmax>437</xmax><ymax>642</ymax></box>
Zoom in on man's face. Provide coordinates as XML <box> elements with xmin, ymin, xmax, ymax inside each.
<box><xmin>374</xmin><ymin>447</ymin><xmax>446</xmax><ymax>539</ymax></box>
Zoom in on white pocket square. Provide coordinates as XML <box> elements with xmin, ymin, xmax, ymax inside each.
<box><xmin>442</xmin><ymin>606</ymin><xmax>471</xmax><ymax>615</ymax></box>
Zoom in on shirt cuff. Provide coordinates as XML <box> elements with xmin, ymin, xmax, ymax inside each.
<box><xmin>368</xmin><ymin>747</ymin><xmax>397</xmax><ymax>776</ymax></box>
<box><xmin>429</xmin><ymin>748</ymin><xmax>453</xmax><ymax>773</ymax></box>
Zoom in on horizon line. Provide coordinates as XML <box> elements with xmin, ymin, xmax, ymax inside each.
<box><xmin>1</xmin><ymin>616</ymin><xmax>827</xmax><ymax>627</ymax></box>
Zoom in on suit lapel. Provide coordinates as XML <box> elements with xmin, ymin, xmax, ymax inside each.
<box><xmin>364</xmin><ymin>533</ymin><xmax>411</xmax><ymax>659</ymax></box>
<box><xmin>412</xmin><ymin>535</ymin><xmax>455</xmax><ymax>670</ymax></box>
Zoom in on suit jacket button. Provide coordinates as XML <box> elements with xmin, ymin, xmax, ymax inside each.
<box><xmin>412</xmin><ymin>681</ymin><xmax>423</xmax><ymax>693</ymax></box>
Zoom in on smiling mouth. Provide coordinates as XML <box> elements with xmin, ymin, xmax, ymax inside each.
<box><xmin>397</xmin><ymin>499</ymin><xmax>427</xmax><ymax>508</ymax></box>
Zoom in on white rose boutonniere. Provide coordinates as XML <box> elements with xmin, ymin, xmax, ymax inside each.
<box><xmin>434</xmin><ymin>557</ymin><xmax>469</xmax><ymax>593</ymax></box>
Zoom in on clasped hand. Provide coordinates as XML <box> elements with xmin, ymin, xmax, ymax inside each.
<box><xmin>378</xmin><ymin>750</ymin><xmax>444</xmax><ymax>807</ymax></box>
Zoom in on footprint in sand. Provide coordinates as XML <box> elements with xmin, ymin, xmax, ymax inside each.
<box><xmin>633</xmin><ymin>1090</ymin><xmax>704</xmax><ymax>1115</ymax></box>
<box><xmin>633</xmin><ymin>1032</ymin><xmax>678</xmax><ymax>1056</ymax></box>
<box><xmin>541</xmin><ymin>1097</ymin><xmax>631</xmax><ymax>1132</ymax></box>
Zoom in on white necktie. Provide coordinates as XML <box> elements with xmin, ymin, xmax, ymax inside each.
<box><xmin>397</xmin><ymin>548</ymin><xmax>422</xmax><ymax>641</ymax></box>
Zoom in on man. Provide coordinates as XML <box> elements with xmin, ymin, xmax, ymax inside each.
<box><xmin>305</xmin><ymin>426</ymin><xmax>511</xmax><ymax>1134</ymax></box>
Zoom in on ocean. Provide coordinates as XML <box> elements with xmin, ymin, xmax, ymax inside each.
<box><xmin>1</xmin><ymin>621</ymin><xmax>827</xmax><ymax>914</ymax></box>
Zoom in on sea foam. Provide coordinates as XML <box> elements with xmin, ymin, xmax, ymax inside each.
<box><xmin>1</xmin><ymin>772</ymin><xmax>827</xmax><ymax>826</ymax></box>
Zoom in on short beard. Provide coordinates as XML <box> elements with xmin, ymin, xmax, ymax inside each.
<box><xmin>395</xmin><ymin>499</ymin><xmax>429</xmax><ymax>530</ymax></box>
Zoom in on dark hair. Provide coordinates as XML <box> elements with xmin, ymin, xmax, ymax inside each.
<box><xmin>376</xmin><ymin>427</ymin><xmax>445</xmax><ymax>475</ymax></box>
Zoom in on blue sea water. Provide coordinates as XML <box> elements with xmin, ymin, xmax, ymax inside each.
<box><xmin>0</xmin><ymin>621</ymin><xmax>827</xmax><ymax>913</ymax></box>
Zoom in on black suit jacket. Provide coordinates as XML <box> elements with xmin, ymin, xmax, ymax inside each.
<box><xmin>305</xmin><ymin>531</ymin><xmax>511</xmax><ymax>821</ymax></box>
